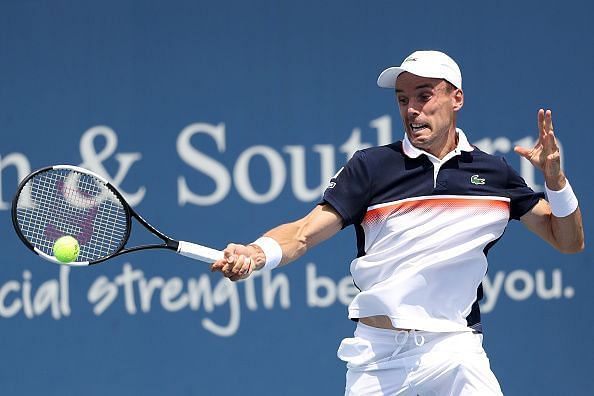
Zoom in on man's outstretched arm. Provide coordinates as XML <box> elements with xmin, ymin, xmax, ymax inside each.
<box><xmin>211</xmin><ymin>203</ymin><xmax>343</xmax><ymax>281</ymax></box>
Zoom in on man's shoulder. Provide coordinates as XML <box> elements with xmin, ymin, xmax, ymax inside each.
<box><xmin>466</xmin><ymin>145</ymin><xmax>508</xmax><ymax>164</ymax></box>
<box><xmin>357</xmin><ymin>141</ymin><xmax>405</xmax><ymax>159</ymax></box>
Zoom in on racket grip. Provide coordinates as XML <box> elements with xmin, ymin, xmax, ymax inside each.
<box><xmin>177</xmin><ymin>241</ymin><xmax>223</xmax><ymax>263</ymax></box>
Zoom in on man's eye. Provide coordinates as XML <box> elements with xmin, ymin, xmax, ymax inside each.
<box><xmin>397</xmin><ymin>97</ymin><xmax>408</xmax><ymax>105</ymax></box>
<box><xmin>420</xmin><ymin>94</ymin><xmax>431</xmax><ymax>101</ymax></box>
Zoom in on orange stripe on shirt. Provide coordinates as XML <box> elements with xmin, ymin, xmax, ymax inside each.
<box><xmin>363</xmin><ymin>197</ymin><xmax>510</xmax><ymax>226</ymax></box>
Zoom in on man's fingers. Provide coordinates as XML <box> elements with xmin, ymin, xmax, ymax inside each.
<box><xmin>239</xmin><ymin>257</ymin><xmax>253</xmax><ymax>276</ymax></box>
<box><xmin>544</xmin><ymin>109</ymin><xmax>553</xmax><ymax>134</ymax></box>
<box><xmin>514</xmin><ymin>146</ymin><xmax>530</xmax><ymax>158</ymax></box>
<box><xmin>224</xmin><ymin>243</ymin><xmax>239</xmax><ymax>262</ymax></box>
<box><xmin>224</xmin><ymin>256</ymin><xmax>253</xmax><ymax>281</ymax></box>
<box><xmin>542</xmin><ymin>109</ymin><xmax>560</xmax><ymax>154</ymax></box>
<box><xmin>231</xmin><ymin>255</ymin><xmax>254</xmax><ymax>275</ymax></box>
<box><xmin>210</xmin><ymin>257</ymin><xmax>228</xmax><ymax>272</ymax></box>
<box><xmin>537</xmin><ymin>108</ymin><xmax>545</xmax><ymax>139</ymax></box>
<box><xmin>231</xmin><ymin>255</ymin><xmax>246</xmax><ymax>273</ymax></box>
<box><xmin>219</xmin><ymin>243</ymin><xmax>241</xmax><ymax>273</ymax></box>
<box><xmin>213</xmin><ymin>243</ymin><xmax>255</xmax><ymax>280</ymax></box>
<box><xmin>539</xmin><ymin>108</ymin><xmax>555</xmax><ymax>138</ymax></box>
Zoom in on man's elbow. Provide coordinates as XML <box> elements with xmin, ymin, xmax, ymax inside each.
<box><xmin>557</xmin><ymin>238</ymin><xmax>585</xmax><ymax>254</ymax></box>
<box><xmin>572</xmin><ymin>239</ymin><xmax>585</xmax><ymax>253</ymax></box>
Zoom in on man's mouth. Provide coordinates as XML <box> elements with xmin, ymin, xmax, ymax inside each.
<box><xmin>410</xmin><ymin>123</ymin><xmax>429</xmax><ymax>133</ymax></box>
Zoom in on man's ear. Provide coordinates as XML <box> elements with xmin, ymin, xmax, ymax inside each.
<box><xmin>453</xmin><ymin>89</ymin><xmax>464</xmax><ymax>112</ymax></box>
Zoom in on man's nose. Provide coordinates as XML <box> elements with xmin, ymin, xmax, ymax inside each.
<box><xmin>407</xmin><ymin>104</ymin><xmax>421</xmax><ymax>118</ymax></box>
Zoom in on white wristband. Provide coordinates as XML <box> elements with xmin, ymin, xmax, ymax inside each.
<box><xmin>545</xmin><ymin>179</ymin><xmax>578</xmax><ymax>218</ymax></box>
<box><xmin>251</xmin><ymin>237</ymin><xmax>282</xmax><ymax>270</ymax></box>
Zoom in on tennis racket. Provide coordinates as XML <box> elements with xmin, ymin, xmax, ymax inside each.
<box><xmin>11</xmin><ymin>165</ymin><xmax>223</xmax><ymax>266</ymax></box>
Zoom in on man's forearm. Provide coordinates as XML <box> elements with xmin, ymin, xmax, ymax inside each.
<box><xmin>550</xmin><ymin>208</ymin><xmax>585</xmax><ymax>253</ymax></box>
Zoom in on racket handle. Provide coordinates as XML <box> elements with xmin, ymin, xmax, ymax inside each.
<box><xmin>177</xmin><ymin>241</ymin><xmax>223</xmax><ymax>263</ymax></box>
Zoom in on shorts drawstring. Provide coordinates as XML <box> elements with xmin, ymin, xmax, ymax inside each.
<box><xmin>391</xmin><ymin>329</ymin><xmax>426</xmax><ymax>357</ymax></box>
<box><xmin>392</xmin><ymin>330</ymin><xmax>408</xmax><ymax>357</ymax></box>
<box><xmin>412</xmin><ymin>330</ymin><xmax>425</xmax><ymax>346</ymax></box>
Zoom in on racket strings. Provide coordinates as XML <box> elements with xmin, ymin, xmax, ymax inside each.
<box><xmin>15</xmin><ymin>169</ymin><xmax>128</xmax><ymax>262</ymax></box>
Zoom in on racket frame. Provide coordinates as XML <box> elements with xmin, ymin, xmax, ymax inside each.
<box><xmin>12</xmin><ymin>165</ymin><xmax>183</xmax><ymax>265</ymax></box>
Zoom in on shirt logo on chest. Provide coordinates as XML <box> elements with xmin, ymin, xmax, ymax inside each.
<box><xmin>470</xmin><ymin>174</ymin><xmax>486</xmax><ymax>185</ymax></box>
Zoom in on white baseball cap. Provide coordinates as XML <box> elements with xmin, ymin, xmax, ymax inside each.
<box><xmin>377</xmin><ymin>50</ymin><xmax>462</xmax><ymax>89</ymax></box>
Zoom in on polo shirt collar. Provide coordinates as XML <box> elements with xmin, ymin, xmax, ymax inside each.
<box><xmin>402</xmin><ymin>128</ymin><xmax>474</xmax><ymax>160</ymax></box>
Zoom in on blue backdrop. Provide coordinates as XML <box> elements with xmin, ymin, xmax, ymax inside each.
<box><xmin>1</xmin><ymin>1</ymin><xmax>592</xmax><ymax>395</ymax></box>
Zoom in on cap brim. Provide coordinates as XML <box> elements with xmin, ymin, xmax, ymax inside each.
<box><xmin>377</xmin><ymin>67</ymin><xmax>405</xmax><ymax>88</ymax></box>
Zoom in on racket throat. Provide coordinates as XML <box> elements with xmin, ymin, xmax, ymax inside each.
<box><xmin>166</xmin><ymin>239</ymin><xmax>180</xmax><ymax>251</ymax></box>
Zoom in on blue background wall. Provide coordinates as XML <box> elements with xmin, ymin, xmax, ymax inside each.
<box><xmin>1</xmin><ymin>1</ymin><xmax>592</xmax><ymax>394</ymax></box>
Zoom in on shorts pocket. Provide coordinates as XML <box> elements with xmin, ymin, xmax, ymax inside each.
<box><xmin>337</xmin><ymin>336</ymin><xmax>390</xmax><ymax>368</ymax></box>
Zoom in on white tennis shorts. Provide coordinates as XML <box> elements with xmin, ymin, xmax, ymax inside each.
<box><xmin>337</xmin><ymin>323</ymin><xmax>504</xmax><ymax>395</ymax></box>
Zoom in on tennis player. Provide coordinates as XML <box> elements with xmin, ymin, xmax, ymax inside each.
<box><xmin>211</xmin><ymin>50</ymin><xmax>584</xmax><ymax>395</ymax></box>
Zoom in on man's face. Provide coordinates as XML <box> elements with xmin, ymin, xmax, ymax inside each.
<box><xmin>395</xmin><ymin>72</ymin><xmax>463</xmax><ymax>156</ymax></box>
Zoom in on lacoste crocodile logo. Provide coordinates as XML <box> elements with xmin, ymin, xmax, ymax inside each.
<box><xmin>471</xmin><ymin>175</ymin><xmax>485</xmax><ymax>185</ymax></box>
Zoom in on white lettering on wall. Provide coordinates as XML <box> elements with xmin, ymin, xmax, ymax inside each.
<box><xmin>177</xmin><ymin>122</ymin><xmax>231</xmax><ymax>206</ymax></box>
<box><xmin>0</xmin><ymin>152</ymin><xmax>31</xmax><ymax>209</ymax></box>
<box><xmin>234</xmin><ymin>145</ymin><xmax>286</xmax><ymax>204</ymax></box>
<box><xmin>2</xmin><ymin>115</ymin><xmax>558</xmax><ymax>210</ymax></box>
<box><xmin>306</xmin><ymin>263</ymin><xmax>357</xmax><ymax>307</ymax></box>
<box><xmin>481</xmin><ymin>269</ymin><xmax>569</xmax><ymax>313</ymax></box>
<box><xmin>0</xmin><ymin>263</ymin><xmax>576</xmax><ymax>337</ymax></box>
<box><xmin>87</xmin><ymin>263</ymin><xmax>240</xmax><ymax>337</ymax></box>
<box><xmin>284</xmin><ymin>144</ymin><xmax>336</xmax><ymax>202</ymax></box>
<box><xmin>176</xmin><ymin>116</ymin><xmax>389</xmax><ymax>206</ymax></box>
<box><xmin>0</xmin><ymin>266</ymin><xmax>70</xmax><ymax>319</ymax></box>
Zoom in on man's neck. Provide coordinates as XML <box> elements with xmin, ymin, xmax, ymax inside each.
<box><xmin>427</xmin><ymin>128</ymin><xmax>459</xmax><ymax>160</ymax></box>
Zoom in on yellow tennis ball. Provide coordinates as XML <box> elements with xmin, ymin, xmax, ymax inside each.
<box><xmin>53</xmin><ymin>236</ymin><xmax>80</xmax><ymax>263</ymax></box>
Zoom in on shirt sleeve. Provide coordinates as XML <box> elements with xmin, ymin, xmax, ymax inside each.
<box><xmin>319</xmin><ymin>150</ymin><xmax>372</xmax><ymax>228</ymax></box>
<box><xmin>503</xmin><ymin>157</ymin><xmax>545</xmax><ymax>220</ymax></box>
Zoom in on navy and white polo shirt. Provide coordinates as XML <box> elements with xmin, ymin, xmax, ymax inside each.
<box><xmin>321</xmin><ymin>129</ymin><xmax>544</xmax><ymax>332</ymax></box>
